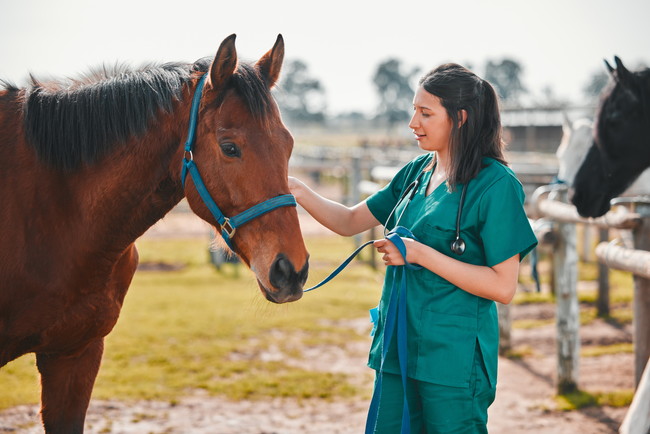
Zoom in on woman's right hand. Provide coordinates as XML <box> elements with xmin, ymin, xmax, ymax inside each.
<box><xmin>286</xmin><ymin>175</ymin><xmax>379</xmax><ymax>236</ymax></box>
<box><xmin>288</xmin><ymin>176</ymin><xmax>303</xmax><ymax>197</ymax></box>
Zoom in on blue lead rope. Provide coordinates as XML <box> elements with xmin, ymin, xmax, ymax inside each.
<box><xmin>305</xmin><ymin>226</ymin><xmax>420</xmax><ymax>434</ymax></box>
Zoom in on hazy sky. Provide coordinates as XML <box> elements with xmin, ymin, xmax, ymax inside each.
<box><xmin>1</xmin><ymin>0</ymin><xmax>648</xmax><ymax>114</ymax></box>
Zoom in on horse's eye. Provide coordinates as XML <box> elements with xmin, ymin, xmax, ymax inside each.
<box><xmin>220</xmin><ymin>142</ymin><xmax>241</xmax><ymax>158</ymax></box>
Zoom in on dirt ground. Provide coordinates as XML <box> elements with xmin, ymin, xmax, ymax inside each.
<box><xmin>0</xmin><ymin>211</ymin><xmax>637</xmax><ymax>433</ymax></box>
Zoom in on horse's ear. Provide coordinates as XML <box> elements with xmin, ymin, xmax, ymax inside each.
<box><xmin>256</xmin><ymin>34</ymin><xmax>284</xmax><ymax>87</ymax></box>
<box><xmin>209</xmin><ymin>34</ymin><xmax>238</xmax><ymax>91</ymax></box>
<box><xmin>604</xmin><ymin>58</ymin><xmax>615</xmax><ymax>76</ymax></box>
<box><xmin>613</xmin><ymin>56</ymin><xmax>635</xmax><ymax>86</ymax></box>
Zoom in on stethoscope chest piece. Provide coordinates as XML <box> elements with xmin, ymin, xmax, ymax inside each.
<box><xmin>450</xmin><ymin>237</ymin><xmax>466</xmax><ymax>255</ymax></box>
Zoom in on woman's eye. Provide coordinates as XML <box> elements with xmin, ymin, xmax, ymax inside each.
<box><xmin>220</xmin><ymin>142</ymin><xmax>241</xmax><ymax>158</ymax></box>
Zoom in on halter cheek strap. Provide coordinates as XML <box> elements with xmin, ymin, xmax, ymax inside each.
<box><xmin>181</xmin><ymin>74</ymin><xmax>296</xmax><ymax>249</ymax></box>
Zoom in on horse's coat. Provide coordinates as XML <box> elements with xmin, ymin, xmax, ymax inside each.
<box><xmin>0</xmin><ymin>34</ymin><xmax>309</xmax><ymax>433</ymax></box>
<box><xmin>571</xmin><ymin>57</ymin><xmax>650</xmax><ymax>217</ymax></box>
<box><xmin>557</xmin><ymin>117</ymin><xmax>650</xmax><ymax>194</ymax></box>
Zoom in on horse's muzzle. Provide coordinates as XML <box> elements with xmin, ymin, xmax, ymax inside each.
<box><xmin>265</xmin><ymin>253</ymin><xmax>309</xmax><ymax>303</ymax></box>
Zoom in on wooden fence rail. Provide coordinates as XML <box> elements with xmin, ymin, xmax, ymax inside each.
<box><xmin>531</xmin><ymin>185</ymin><xmax>650</xmax><ymax>434</ymax></box>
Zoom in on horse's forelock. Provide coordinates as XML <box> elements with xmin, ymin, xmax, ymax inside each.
<box><xmin>230</xmin><ymin>63</ymin><xmax>275</xmax><ymax>123</ymax></box>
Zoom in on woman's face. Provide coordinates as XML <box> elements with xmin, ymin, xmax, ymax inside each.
<box><xmin>409</xmin><ymin>86</ymin><xmax>453</xmax><ymax>154</ymax></box>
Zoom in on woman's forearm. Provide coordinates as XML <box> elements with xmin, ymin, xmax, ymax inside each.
<box><xmin>410</xmin><ymin>241</ymin><xmax>520</xmax><ymax>304</ymax></box>
<box><xmin>374</xmin><ymin>237</ymin><xmax>520</xmax><ymax>304</ymax></box>
<box><xmin>289</xmin><ymin>177</ymin><xmax>380</xmax><ymax>236</ymax></box>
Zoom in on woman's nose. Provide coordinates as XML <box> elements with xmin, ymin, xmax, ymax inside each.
<box><xmin>408</xmin><ymin>113</ymin><xmax>418</xmax><ymax>129</ymax></box>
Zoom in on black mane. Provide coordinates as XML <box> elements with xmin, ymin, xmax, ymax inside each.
<box><xmin>15</xmin><ymin>58</ymin><xmax>274</xmax><ymax>171</ymax></box>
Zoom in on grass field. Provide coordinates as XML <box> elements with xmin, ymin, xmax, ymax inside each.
<box><xmin>0</xmin><ymin>235</ymin><xmax>635</xmax><ymax>411</ymax></box>
<box><xmin>0</xmin><ymin>236</ymin><xmax>381</xmax><ymax>410</ymax></box>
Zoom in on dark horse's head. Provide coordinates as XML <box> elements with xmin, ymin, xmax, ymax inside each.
<box><xmin>181</xmin><ymin>35</ymin><xmax>309</xmax><ymax>303</ymax></box>
<box><xmin>571</xmin><ymin>56</ymin><xmax>650</xmax><ymax>217</ymax></box>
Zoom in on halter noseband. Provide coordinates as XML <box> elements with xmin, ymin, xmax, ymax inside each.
<box><xmin>181</xmin><ymin>73</ymin><xmax>296</xmax><ymax>249</ymax></box>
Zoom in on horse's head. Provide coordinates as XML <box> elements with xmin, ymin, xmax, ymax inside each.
<box><xmin>181</xmin><ymin>34</ymin><xmax>308</xmax><ymax>303</ymax></box>
<box><xmin>571</xmin><ymin>56</ymin><xmax>650</xmax><ymax>217</ymax></box>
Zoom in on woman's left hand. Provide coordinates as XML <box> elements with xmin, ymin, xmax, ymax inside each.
<box><xmin>374</xmin><ymin>237</ymin><xmax>417</xmax><ymax>266</ymax></box>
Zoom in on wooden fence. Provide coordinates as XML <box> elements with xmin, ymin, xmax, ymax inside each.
<box><xmin>531</xmin><ymin>184</ymin><xmax>650</xmax><ymax>434</ymax></box>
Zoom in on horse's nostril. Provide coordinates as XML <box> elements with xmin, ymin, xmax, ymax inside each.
<box><xmin>270</xmin><ymin>254</ymin><xmax>292</xmax><ymax>289</ymax></box>
<box><xmin>269</xmin><ymin>253</ymin><xmax>307</xmax><ymax>293</ymax></box>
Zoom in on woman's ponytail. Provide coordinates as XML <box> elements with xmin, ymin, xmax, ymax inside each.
<box><xmin>479</xmin><ymin>79</ymin><xmax>506</xmax><ymax>161</ymax></box>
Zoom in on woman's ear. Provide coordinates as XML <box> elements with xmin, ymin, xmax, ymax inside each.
<box><xmin>458</xmin><ymin>109</ymin><xmax>468</xmax><ymax>127</ymax></box>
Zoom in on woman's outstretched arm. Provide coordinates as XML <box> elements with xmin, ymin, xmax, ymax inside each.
<box><xmin>289</xmin><ymin>176</ymin><xmax>381</xmax><ymax>236</ymax></box>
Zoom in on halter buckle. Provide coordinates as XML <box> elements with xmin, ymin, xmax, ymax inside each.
<box><xmin>184</xmin><ymin>150</ymin><xmax>194</xmax><ymax>161</ymax></box>
<box><xmin>221</xmin><ymin>218</ymin><xmax>236</xmax><ymax>238</ymax></box>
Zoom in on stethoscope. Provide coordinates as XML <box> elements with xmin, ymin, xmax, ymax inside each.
<box><xmin>384</xmin><ymin>170</ymin><xmax>468</xmax><ymax>256</ymax></box>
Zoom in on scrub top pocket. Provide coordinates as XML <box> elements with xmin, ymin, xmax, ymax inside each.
<box><xmin>416</xmin><ymin>310</ymin><xmax>478</xmax><ymax>388</ymax></box>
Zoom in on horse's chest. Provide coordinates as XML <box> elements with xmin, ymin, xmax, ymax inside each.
<box><xmin>2</xmin><ymin>246</ymin><xmax>137</xmax><ymax>360</ymax></box>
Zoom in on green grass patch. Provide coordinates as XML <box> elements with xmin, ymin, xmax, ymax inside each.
<box><xmin>512</xmin><ymin>318</ymin><xmax>555</xmax><ymax>329</ymax></box>
<box><xmin>0</xmin><ymin>235</ymin><xmax>380</xmax><ymax>410</ymax></box>
<box><xmin>0</xmin><ymin>355</ymin><xmax>40</xmax><ymax>409</ymax></box>
<box><xmin>581</xmin><ymin>343</ymin><xmax>634</xmax><ymax>357</ymax></box>
<box><xmin>502</xmin><ymin>345</ymin><xmax>536</xmax><ymax>359</ymax></box>
<box><xmin>513</xmin><ymin>291</ymin><xmax>554</xmax><ymax>305</ymax></box>
<box><xmin>555</xmin><ymin>388</ymin><xmax>634</xmax><ymax>410</ymax></box>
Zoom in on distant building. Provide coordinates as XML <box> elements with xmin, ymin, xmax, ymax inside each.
<box><xmin>501</xmin><ymin>106</ymin><xmax>596</xmax><ymax>153</ymax></box>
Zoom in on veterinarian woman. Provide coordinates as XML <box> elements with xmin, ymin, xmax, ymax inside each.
<box><xmin>288</xmin><ymin>63</ymin><xmax>537</xmax><ymax>433</ymax></box>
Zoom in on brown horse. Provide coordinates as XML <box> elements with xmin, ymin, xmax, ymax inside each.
<box><xmin>0</xmin><ymin>34</ymin><xmax>309</xmax><ymax>433</ymax></box>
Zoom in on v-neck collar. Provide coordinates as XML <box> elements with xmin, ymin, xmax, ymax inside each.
<box><xmin>423</xmin><ymin>161</ymin><xmax>448</xmax><ymax>198</ymax></box>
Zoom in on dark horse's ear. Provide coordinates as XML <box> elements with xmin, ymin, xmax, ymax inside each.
<box><xmin>605</xmin><ymin>56</ymin><xmax>634</xmax><ymax>86</ymax></box>
<box><xmin>256</xmin><ymin>34</ymin><xmax>285</xmax><ymax>88</ymax></box>
<box><xmin>209</xmin><ymin>34</ymin><xmax>238</xmax><ymax>91</ymax></box>
<box><xmin>614</xmin><ymin>56</ymin><xmax>635</xmax><ymax>86</ymax></box>
<box><xmin>604</xmin><ymin>58</ymin><xmax>615</xmax><ymax>76</ymax></box>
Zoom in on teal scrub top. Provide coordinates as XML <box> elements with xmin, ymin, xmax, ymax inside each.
<box><xmin>366</xmin><ymin>153</ymin><xmax>537</xmax><ymax>389</ymax></box>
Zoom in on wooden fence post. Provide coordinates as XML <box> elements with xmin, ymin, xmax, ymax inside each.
<box><xmin>619</xmin><ymin>356</ymin><xmax>650</xmax><ymax>434</ymax></box>
<box><xmin>552</xmin><ymin>189</ymin><xmax>580</xmax><ymax>393</ymax></box>
<box><xmin>597</xmin><ymin>228</ymin><xmax>610</xmax><ymax>317</ymax></box>
<box><xmin>632</xmin><ymin>204</ymin><xmax>650</xmax><ymax>386</ymax></box>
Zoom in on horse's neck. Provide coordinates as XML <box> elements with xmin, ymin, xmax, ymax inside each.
<box><xmin>84</xmin><ymin>133</ymin><xmax>186</xmax><ymax>247</ymax></box>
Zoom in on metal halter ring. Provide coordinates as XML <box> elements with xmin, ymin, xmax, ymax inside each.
<box><xmin>221</xmin><ymin>218</ymin><xmax>236</xmax><ymax>238</ymax></box>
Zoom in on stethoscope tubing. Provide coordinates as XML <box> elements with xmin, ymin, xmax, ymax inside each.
<box><xmin>385</xmin><ymin>168</ymin><xmax>468</xmax><ymax>256</ymax></box>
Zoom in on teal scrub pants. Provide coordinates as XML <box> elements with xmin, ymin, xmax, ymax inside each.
<box><xmin>371</xmin><ymin>349</ymin><xmax>496</xmax><ymax>433</ymax></box>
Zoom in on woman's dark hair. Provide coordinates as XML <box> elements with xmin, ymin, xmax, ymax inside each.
<box><xmin>419</xmin><ymin>63</ymin><xmax>506</xmax><ymax>189</ymax></box>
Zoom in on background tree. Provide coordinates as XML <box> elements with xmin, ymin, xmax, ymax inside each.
<box><xmin>275</xmin><ymin>59</ymin><xmax>326</xmax><ymax>124</ymax></box>
<box><xmin>373</xmin><ymin>59</ymin><xmax>420</xmax><ymax>130</ymax></box>
<box><xmin>582</xmin><ymin>69</ymin><xmax>610</xmax><ymax>102</ymax></box>
<box><xmin>484</xmin><ymin>58</ymin><xmax>527</xmax><ymax>105</ymax></box>
<box><xmin>537</xmin><ymin>84</ymin><xmax>570</xmax><ymax>108</ymax></box>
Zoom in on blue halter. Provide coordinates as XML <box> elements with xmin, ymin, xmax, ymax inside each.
<box><xmin>181</xmin><ymin>74</ymin><xmax>297</xmax><ymax>249</ymax></box>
